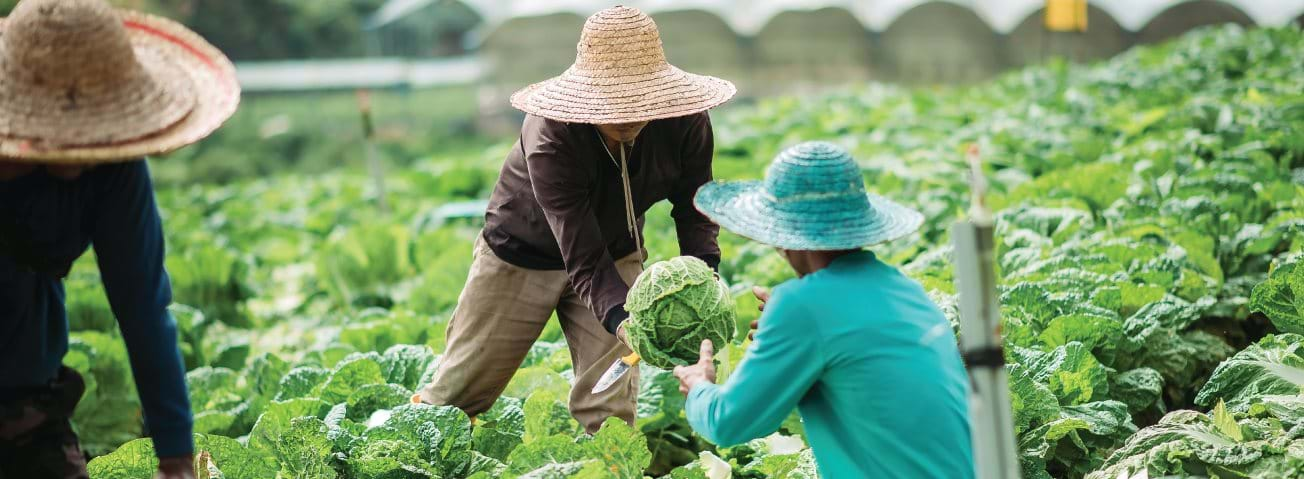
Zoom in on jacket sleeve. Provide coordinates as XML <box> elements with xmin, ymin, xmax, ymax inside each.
<box><xmin>91</xmin><ymin>161</ymin><xmax>193</xmax><ymax>458</ymax></box>
<box><xmin>686</xmin><ymin>285</ymin><xmax>822</xmax><ymax>446</ymax></box>
<box><xmin>669</xmin><ymin>112</ymin><xmax>721</xmax><ymax>269</ymax></box>
<box><xmin>524</xmin><ymin>117</ymin><xmax>632</xmax><ymax>335</ymax></box>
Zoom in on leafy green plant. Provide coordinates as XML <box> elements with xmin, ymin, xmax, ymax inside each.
<box><xmin>78</xmin><ymin>25</ymin><xmax>1304</xmax><ymax>479</ymax></box>
<box><xmin>1086</xmin><ymin>402</ymin><xmax>1304</xmax><ymax>479</ymax></box>
<box><xmin>1194</xmin><ymin>333</ymin><xmax>1304</xmax><ymax>413</ymax></box>
<box><xmin>66</xmin><ymin>331</ymin><xmax>142</xmax><ymax>457</ymax></box>
<box><xmin>625</xmin><ymin>256</ymin><xmax>738</xmax><ymax>369</ymax></box>
<box><xmin>86</xmin><ymin>434</ymin><xmax>276</xmax><ymax>479</ymax></box>
<box><xmin>1250</xmin><ymin>255</ymin><xmax>1303</xmax><ymax>334</ymax></box>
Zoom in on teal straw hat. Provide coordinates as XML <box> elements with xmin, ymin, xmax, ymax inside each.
<box><xmin>694</xmin><ymin>142</ymin><xmax>924</xmax><ymax>251</ymax></box>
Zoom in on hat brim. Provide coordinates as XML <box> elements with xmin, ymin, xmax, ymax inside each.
<box><xmin>694</xmin><ymin>180</ymin><xmax>925</xmax><ymax>251</ymax></box>
<box><xmin>510</xmin><ymin>65</ymin><xmax>736</xmax><ymax>124</ymax></box>
<box><xmin>0</xmin><ymin>11</ymin><xmax>240</xmax><ymax>164</ymax></box>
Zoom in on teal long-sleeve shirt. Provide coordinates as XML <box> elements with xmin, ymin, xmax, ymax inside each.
<box><xmin>686</xmin><ymin>251</ymin><xmax>974</xmax><ymax>478</ymax></box>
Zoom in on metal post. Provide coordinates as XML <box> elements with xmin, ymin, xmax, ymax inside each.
<box><xmin>357</xmin><ymin>90</ymin><xmax>388</xmax><ymax>214</ymax></box>
<box><xmin>952</xmin><ymin>146</ymin><xmax>1019</xmax><ymax>479</ymax></box>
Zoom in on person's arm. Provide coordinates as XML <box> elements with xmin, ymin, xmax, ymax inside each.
<box><xmin>669</xmin><ymin>112</ymin><xmax>721</xmax><ymax>269</ymax></box>
<box><xmin>91</xmin><ymin>161</ymin><xmax>193</xmax><ymax>460</ymax></box>
<box><xmin>684</xmin><ymin>286</ymin><xmax>822</xmax><ymax>446</ymax></box>
<box><xmin>524</xmin><ymin>117</ymin><xmax>631</xmax><ymax>335</ymax></box>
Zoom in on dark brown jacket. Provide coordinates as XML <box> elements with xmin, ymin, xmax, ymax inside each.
<box><xmin>483</xmin><ymin>112</ymin><xmax>721</xmax><ymax>334</ymax></box>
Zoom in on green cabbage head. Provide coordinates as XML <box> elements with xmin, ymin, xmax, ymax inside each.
<box><xmin>624</xmin><ymin>256</ymin><xmax>736</xmax><ymax>369</ymax></box>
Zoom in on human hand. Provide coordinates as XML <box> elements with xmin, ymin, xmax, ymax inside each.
<box><xmin>673</xmin><ymin>340</ymin><xmax>717</xmax><ymax>394</ymax></box>
<box><xmin>154</xmin><ymin>455</ymin><xmax>194</xmax><ymax>479</ymax></box>
<box><xmin>749</xmin><ymin>286</ymin><xmax>771</xmax><ymax>340</ymax></box>
<box><xmin>616</xmin><ymin>322</ymin><xmax>633</xmax><ymax>349</ymax></box>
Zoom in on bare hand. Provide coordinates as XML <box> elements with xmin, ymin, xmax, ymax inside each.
<box><xmin>616</xmin><ymin>322</ymin><xmax>633</xmax><ymax>350</ymax></box>
<box><xmin>673</xmin><ymin>340</ymin><xmax>717</xmax><ymax>394</ymax></box>
<box><xmin>750</xmin><ymin>286</ymin><xmax>771</xmax><ymax>340</ymax></box>
<box><xmin>155</xmin><ymin>455</ymin><xmax>194</xmax><ymax>479</ymax></box>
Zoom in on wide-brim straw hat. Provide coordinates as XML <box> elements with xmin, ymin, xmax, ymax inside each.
<box><xmin>695</xmin><ymin>142</ymin><xmax>924</xmax><ymax>251</ymax></box>
<box><xmin>0</xmin><ymin>0</ymin><xmax>239</xmax><ymax>164</ymax></box>
<box><xmin>510</xmin><ymin>6</ymin><xmax>736</xmax><ymax>124</ymax></box>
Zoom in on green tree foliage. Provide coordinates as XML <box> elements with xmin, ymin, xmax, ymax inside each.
<box><xmin>0</xmin><ymin>0</ymin><xmax>388</xmax><ymax>60</ymax></box>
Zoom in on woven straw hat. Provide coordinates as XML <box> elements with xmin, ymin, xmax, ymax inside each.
<box><xmin>510</xmin><ymin>6</ymin><xmax>736</xmax><ymax>124</ymax></box>
<box><xmin>0</xmin><ymin>0</ymin><xmax>239</xmax><ymax>164</ymax></box>
<box><xmin>695</xmin><ymin>142</ymin><xmax>924</xmax><ymax>251</ymax></box>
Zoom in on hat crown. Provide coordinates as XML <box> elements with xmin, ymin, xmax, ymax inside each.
<box><xmin>572</xmin><ymin>6</ymin><xmax>668</xmax><ymax>75</ymax></box>
<box><xmin>2</xmin><ymin>0</ymin><xmax>145</xmax><ymax>91</ymax></box>
<box><xmin>764</xmin><ymin>142</ymin><xmax>869</xmax><ymax>203</ymax></box>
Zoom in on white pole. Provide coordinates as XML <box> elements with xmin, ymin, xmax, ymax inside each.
<box><xmin>952</xmin><ymin>145</ymin><xmax>1020</xmax><ymax>479</ymax></box>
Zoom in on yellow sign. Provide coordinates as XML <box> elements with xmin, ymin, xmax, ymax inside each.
<box><xmin>1045</xmin><ymin>0</ymin><xmax>1088</xmax><ymax>32</ymax></box>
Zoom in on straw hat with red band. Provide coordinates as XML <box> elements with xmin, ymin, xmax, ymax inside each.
<box><xmin>510</xmin><ymin>5</ymin><xmax>736</xmax><ymax>124</ymax></box>
<box><xmin>0</xmin><ymin>0</ymin><xmax>239</xmax><ymax>164</ymax></box>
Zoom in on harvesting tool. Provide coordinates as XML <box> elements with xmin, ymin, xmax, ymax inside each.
<box><xmin>952</xmin><ymin>145</ymin><xmax>1020</xmax><ymax>479</ymax></box>
<box><xmin>591</xmin><ymin>351</ymin><xmax>640</xmax><ymax>394</ymax></box>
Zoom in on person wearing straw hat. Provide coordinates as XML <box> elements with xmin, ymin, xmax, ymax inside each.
<box><xmin>0</xmin><ymin>0</ymin><xmax>239</xmax><ymax>477</ymax></box>
<box><xmin>674</xmin><ymin>142</ymin><xmax>974</xmax><ymax>478</ymax></box>
<box><xmin>414</xmin><ymin>5</ymin><xmax>735</xmax><ymax>432</ymax></box>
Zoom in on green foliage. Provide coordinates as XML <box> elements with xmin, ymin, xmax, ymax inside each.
<box><xmin>378</xmin><ymin>344</ymin><xmax>438</xmax><ymax>391</ymax></box>
<box><xmin>78</xmin><ymin>25</ymin><xmax>1304</xmax><ymax>479</ymax></box>
<box><xmin>1085</xmin><ymin>407</ymin><xmax>1304</xmax><ymax>479</ymax></box>
<box><xmin>316</xmin><ymin>222</ymin><xmax>417</xmax><ymax>310</ymax></box>
<box><xmin>274</xmin><ymin>367</ymin><xmax>331</xmax><ymax>401</ymax></box>
<box><xmin>504</xmin><ymin>367</ymin><xmax>570</xmax><ymax>400</ymax></box>
<box><xmin>625</xmin><ymin>256</ymin><xmax>738</xmax><ymax>369</ymax></box>
<box><xmin>1194</xmin><ymin>334</ymin><xmax>1304</xmax><ymax>413</ymax></box>
<box><xmin>272</xmin><ymin>418</ymin><xmax>337</xmax><ymax>478</ymax></box>
<box><xmin>523</xmin><ymin>389</ymin><xmax>581</xmax><ymax>443</ymax></box>
<box><xmin>64</xmin><ymin>257</ymin><xmax>116</xmax><ymax>332</ymax></box>
<box><xmin>319</xmin><ymin>353</ymin><xmax>388</xmax><ymax>404</ymax></box>
<box><xmin>742</xmin><ymin>448</ymin><xmax>820</xmax><ymax>478</ymax></box>
<box><xmin>1109</xmin><ymin>368</ymin><xmax>1165</xmax><ymax>416</ymax></box>
<box><xmin>165</xmin><ymin>239</ymin><xmax>251</xmax><ymax>327</ymax></box>
<box><xmin>346</xmin><ymin>383</ymin><xmax>412</xmax><ymax>422</ymax></box>
<box><xmin>1250</xmin><ymin>255</ymin><xmax>1304</xmax><ymax>334</ymax></box>
<box><xmin>88</xmin><ymin>434</ymin><xmax>276</xmax><ymax>479</ymax></box>
<box><xmin>473</xmin><ymin>398</ymin><xmax>527</xmax><ymax>461</ymax></box>
<box><xmin>353</xmin><ymin>404</ymin><xmax>477</xmax><ymax>477</ymax></box>
<box><xmin>507</xmin><ymin>417</ymin><xmax>652</xmax><ymax>479</ymax></box>
<box><xmin>66</xmin><ymin>331</ymin><xmax>141</xmax><ymax>457</ymax></box>
<box><xmin>250</xmin><ymin>398</ymin><xmax>332</xmax><ymax>455</ymax></box>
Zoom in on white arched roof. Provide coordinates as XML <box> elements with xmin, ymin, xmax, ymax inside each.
<box><xmin>370</xmin><ymin>0</ymin><xmax>1304</xmax><ymax>37</ymax></box>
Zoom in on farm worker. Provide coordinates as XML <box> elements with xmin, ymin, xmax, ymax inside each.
<box><xmin>413</xmin><ymin>6</ymin><xmax>735</xmax><ymax>432</ymax></box>
<box><xmin>0</xmin><ymin>0</ymin><xmax>240</xmax><ymax>477</ymax></box>
<box><xmin>677</xmin><ymin>142</ymin><xmax>975</xmax><ymax>478</ymax></box>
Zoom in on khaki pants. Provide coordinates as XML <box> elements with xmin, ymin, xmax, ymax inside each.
<box><xmin>417</xmin><ymin>235</ymin><xmax>643</xmax><ymax>432</ymax></box>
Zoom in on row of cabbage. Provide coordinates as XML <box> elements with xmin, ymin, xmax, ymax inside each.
<box><xmin>75</xmin><ymin>25</ymin><xmax>1302</xmax><ymax>478</ymax></box>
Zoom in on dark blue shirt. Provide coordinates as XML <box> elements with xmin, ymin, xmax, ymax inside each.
<box><xmin>0</xmin><ymin>161</ymin><xmax>192</xmax><ymax>458</ymax></box>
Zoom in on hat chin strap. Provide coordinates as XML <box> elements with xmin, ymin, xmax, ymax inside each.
<box><xmin>620</xmin><ymin>144</ymin><xmax>641</xmax><ymax>255</ymax></box>
<box><xmin>597</xmin><ymin>128</ymin><xmax>640</xmax><ymax>255</ymax></box>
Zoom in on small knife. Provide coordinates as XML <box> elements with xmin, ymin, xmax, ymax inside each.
<box><xmin>591</xmin><ymin>352</ymin><xmax>641</xmax><ymax>394</ymax></box>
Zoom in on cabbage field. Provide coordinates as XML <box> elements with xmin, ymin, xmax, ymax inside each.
<box><xmin>73</xmin><ymin>25</ymin><xmax>1303</xmax><ymax>479</ymax></box>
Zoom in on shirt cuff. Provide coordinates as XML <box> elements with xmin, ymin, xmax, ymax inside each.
<box><xmin>698</xmin><ymin>254</ymin><xmax>721</xmax><ymax>272</ymax></box>
<box><xmin>688</xmin><ymin>381</ymin><xmax>718</xmax><ymax>402</ymax></box>
<box><xmin>602</xmin><ymin>306</ymin><xmax>630</xmax><ymax>335</ymax></box>
<box><xmin>685</xmin><ymin>382</ymin><xmax>720</xmax><ymax>438</ymax></box>
<box><xmin>150</xmin><ymin>420</ymin><xmax>194</xmax><ymax>458</ymax></box>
